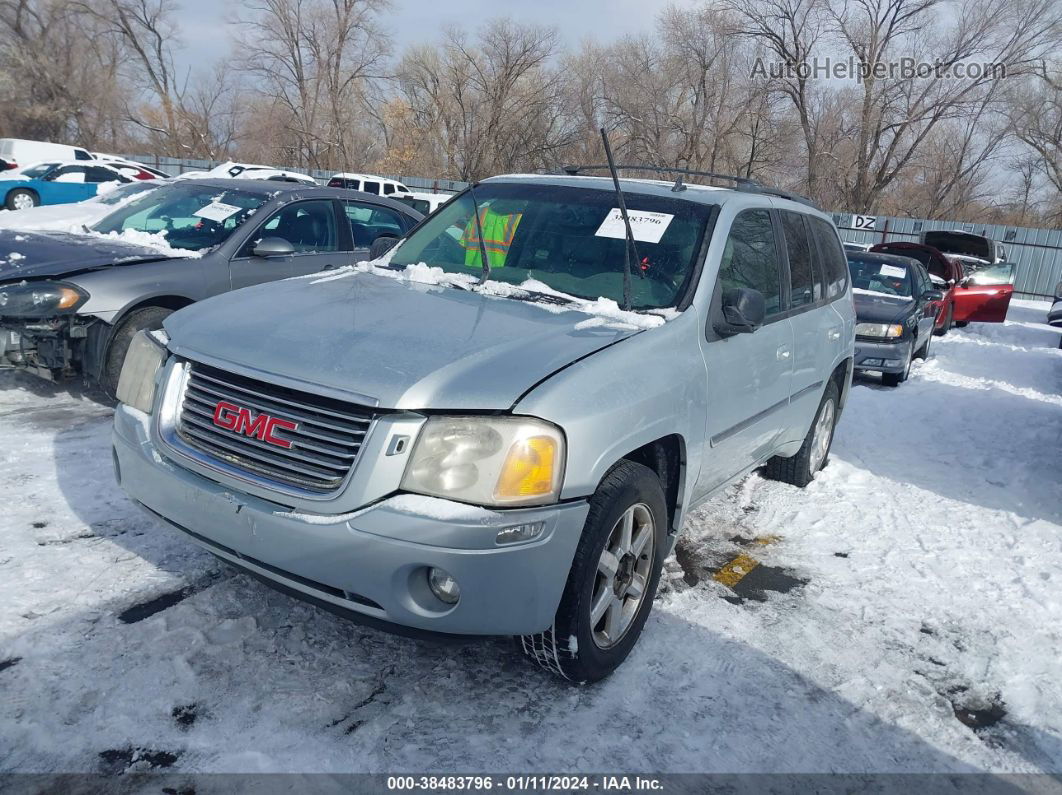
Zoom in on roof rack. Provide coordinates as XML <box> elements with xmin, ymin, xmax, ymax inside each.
<box><xmin>559</xmin><ymin>163</ymin><xmax>819</xmax><ymax>208</ymax></box>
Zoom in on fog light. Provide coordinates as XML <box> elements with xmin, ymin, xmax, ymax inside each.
<box><xmin>427</xmin><ymin>567</ymin><xmax>460</xmax><ymax>605</ymax></box>
<box><xmin>496</xmin><ymin>521</ymin><xmax>545</xmax><ymax>545</ymax></box>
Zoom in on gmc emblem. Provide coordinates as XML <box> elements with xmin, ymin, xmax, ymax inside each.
<box><xmin>212</xmin><ymin>400</ymin><xmax>298</xmax><ymax>449</ymax></box>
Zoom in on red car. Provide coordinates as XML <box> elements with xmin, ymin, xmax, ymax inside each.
<box><xmin>869</xmin><ymin>242</ymin><xmax>1015</xmax><ymax>332</ymax></box>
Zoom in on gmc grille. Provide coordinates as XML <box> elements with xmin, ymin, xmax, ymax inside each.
<box><xmin>176</xmin><ymin>362</ymin><xmax>374</xmax><ymax>493</ymax></box>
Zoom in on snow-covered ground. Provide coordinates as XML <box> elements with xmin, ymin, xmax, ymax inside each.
<box><xmin>0</xmin><ymin>299</ymin><xmax>1059</xmax><ymax>775</ymax></box>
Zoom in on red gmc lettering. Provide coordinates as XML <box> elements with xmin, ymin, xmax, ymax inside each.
<box><xmin>212</xmin><ymin>400</ymin><xmax>297</xmax><ymax>449</ymax></box>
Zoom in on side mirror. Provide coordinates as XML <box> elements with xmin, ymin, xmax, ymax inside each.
<box><xmin>369</xmin><ymin>236</ymin><xmax>399</xmax><ymax>260</ymax></box>
<box><xmin>923</xmin><ymin>289</ymin><xmax>944</xmax><ymax>302</ymax></box>
<box><xmin>715</xmin><ymin>287</ymin><xmax>766</xmax><ymax>337</ymax></box>
<box><xmin>252</xmin><ymin>237</ymin><xmax>295</xmax><ymax>258</ymax></box>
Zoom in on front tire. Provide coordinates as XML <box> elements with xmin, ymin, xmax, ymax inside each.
<box><xmin>101</xmin><ymin>307</ymin><xmax>173</xmax><ymax>397</ymax></box>
<box><xmin>934</xmin><ymin>303</ymin><xmax>952</xmax><ymax>336</ymax></box>
<box><xmin>764</xmin><ymin>380</ymin><xmax>839</xmax><ymax>488</ymax></box>
<box><xmin>955</xmin><ymin>320</ymin><xmax>969</xmax><ymax>328</ymax></box>
<box><xmin>5</xmin><ymin>189</ymin><xmax>38</xmax><ymax>210</ymax></box>
<box><xmin>520</xmin><ymin>461</ymin><xmax>667</xmax><ymax>683</ymax></box>
<box><xmin>881</xmin><ymin>341</ymin><xmax>913</xmax><ymax>387</ymax></box>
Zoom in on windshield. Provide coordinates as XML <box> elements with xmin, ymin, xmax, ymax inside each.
<box><xmin>91</xmin><ymin>182</ymin><xmax>270</xmax><ymax>252</ymax></box>
<box><xmin>388</xmin><ymin>182</ymin><xmax>713</xmax><ymax>310</ymax></box>
<box><xmin>20</xmin><ymin>162</ymin><xmax>60</xmax><ymax>179</ymax></box>
<box><xmin>848</xmin><ymin>256</ymin><xmax>914</xmax><ymax>297</ymax></box>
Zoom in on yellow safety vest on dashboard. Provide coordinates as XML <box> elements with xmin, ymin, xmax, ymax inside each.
<box><xmin>461</xmin><ymin>207</ymin><xmax>523</xmax><ymax>268</ymax></box>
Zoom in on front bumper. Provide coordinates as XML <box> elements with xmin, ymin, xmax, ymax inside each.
<box><xmin>0</xmin><ymin>318</ymin><xmax>92</xmax><ymax>379</ymax></box>
<box><xmin>854</xmin><ymin>338</ymin><xmax>911</xmax><ymax>373</ymax></box>
<box><xmin>113</xmin><ymin>404</ymin><xmax>589</xmax><ymax>636</ymax></box>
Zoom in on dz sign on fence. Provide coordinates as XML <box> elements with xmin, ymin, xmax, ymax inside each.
<box><xmin>851</xmin><ymin>214</ymin><xmax>877</xmax><ymax>230</ymax></box>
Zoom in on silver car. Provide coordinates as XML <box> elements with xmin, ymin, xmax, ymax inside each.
<box><xmin>112</xmin><ymin>173</ymin><xmax>855</xmax><ymax>681</ymax></box>
<box><xmin>0</xmin><ymin>179</ymin><xmax>422</xmax><ymax>393</ymax></box>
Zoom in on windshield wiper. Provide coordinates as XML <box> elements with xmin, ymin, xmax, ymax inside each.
<box><xmin>467</xmin><ymin>182</ymin><xmax>491</xmax><ymax>284</ymax></box>
<box><xmin>599</xmin><ymin>127</ymin><xmax>644</xmax><ymax>312</ymax></box>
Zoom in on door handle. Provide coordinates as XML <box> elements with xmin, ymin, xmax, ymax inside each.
<box><xmin>776</xmin><ymin>345</ymin><xmax>791</xmax><ymax>360</ymax></box>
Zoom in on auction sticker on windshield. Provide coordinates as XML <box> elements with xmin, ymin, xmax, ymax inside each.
<box><xmin>193</xmin><ymin>202</ymin><xmax>242</xmax><ymax>223</ymax></box>
<box><xmin>595</xmin><ymin>209</ymin><xmax>674</xmax><ymax>244</ymax></box>
<box><xmin>879</xmin><ymin>264</ymin><xmax>907</xmax><ymax>279</ymax></box>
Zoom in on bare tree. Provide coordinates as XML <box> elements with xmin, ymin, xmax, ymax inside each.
<box><xmin>727</xmin><ymin>0</ymin><xmax>831</xmax><ymax>197</ymax></box>
<box><xmin>395</xmin><ymin>19</ymin><xmax>568</xmax><ymax>180</ymax></box>
<box><xmin>827</xmin><ymin>0</ymin><xmax>1062</xmax><ymax>210</ymax></box>
<box><xmin>234</xmin><ymin>0</ymin><xmax>391</xmax><ymax>169</ymax></box>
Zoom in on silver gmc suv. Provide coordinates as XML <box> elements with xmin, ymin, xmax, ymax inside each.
<box><xmin>112</xmin><ymin>169</ymin><xmax>855</xmax><ymax>682</ymax></box>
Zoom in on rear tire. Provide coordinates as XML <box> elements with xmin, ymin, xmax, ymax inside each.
<box><xmin>955</xmin><ymin>320</ymin><xmax>969</xmax><ymax>328</ymax></box>
<box><xmin>763</xmin><ymin>380</ymin><xmax>839</xmax><ymax>488</ymax></box>
<box><xmin>101</xmin><ymin>307</ymin><xmax>173</xmax><ymax>397</ymax></box>
<box><xmin>520</xmin><ymin>461</ymin><xmax>667</xmax><ymax>683</ymax></box>
<box><xmin>5</xmin><ymin>188</ymin><xmax>38</xmax><ymax>210</ymax></box>
<box><xmin>934</xmin><ymin>303</ymin><xmax>952</xmax><ymax>336</ymax></box>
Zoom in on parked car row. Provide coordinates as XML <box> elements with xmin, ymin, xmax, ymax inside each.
<box><xmin>842</xmin><ymin>231</ymin><xmax>1017</xmax><ymax>386</ymax></box>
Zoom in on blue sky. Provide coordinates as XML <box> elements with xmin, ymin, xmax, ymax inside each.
<box><xmin>173</xmin><ymin>0</ymin><xmax>691</xmax><ymax>75</ymax></box>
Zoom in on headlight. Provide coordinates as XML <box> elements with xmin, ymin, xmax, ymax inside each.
<box><xmin>401</xmin><ymin>416</ymin><xmax>565</xmax><ymax>507</ymax></box>
<box><xmin>855</xmin><ymin>322</ymin><xmax>904</xmax><ymax>339</ymax></box>
<box><xmin>0</xmin><ymin>281</ymin><xmax>88</xmax><ymax>316</ymax></box>
<box><xmin>116</xmin><ymin>329</ymin><xmax>169</xmax><ymax>413</ymax></box>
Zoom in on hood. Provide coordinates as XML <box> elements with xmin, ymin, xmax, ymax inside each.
<box><xmin>0</xmin><ymin>229</ymin><xmax>173</xmax><ymax>282</ymax></box>
<box><xmin>853</xmin><ymin>290</ymin><xmax>914</xmax><ymax>324</ymax></box>
<box><xmin>164</xmin><ymin>270</ymin><xmax>641</xmax><ymax>410</ymax></box>
<box><xmin>922</xmin><ymin>231</ymin><xmax>992</xmax><ymax>261</ymax></box>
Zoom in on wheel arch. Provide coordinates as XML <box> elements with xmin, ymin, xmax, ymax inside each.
<box><xmin>84</xmin><ymin>295</ymin><xmax>195</xmax><ymax>380</ymax></box>
<box><xmin>615</xmin><ymin>434</ymin><xmax>687</xmax><ymax>536</ymax></box>
<box><xmin>5</xmin><ymin>186</ymin><xmax>39</xmax><ymax>206</ymax></box>
<box><xmin>831</xmin><ymin>356</ymin><xmax>853</xmax><ymax>415</ymax></box>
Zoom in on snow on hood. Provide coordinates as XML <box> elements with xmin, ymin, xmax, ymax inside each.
<box><xmin>164</xmin><ymin>262</ymin><xmax>646</xmax><ymax>411</ymax></box>
<box><xmin>82</xmin><ymin>228</ymin><xmax>201</xmax><ymax>259</ymax></box>
<box><xmin>305</xmin><ymin>256</ymin><xmax>677</xmax><ymax>331</ymax></box>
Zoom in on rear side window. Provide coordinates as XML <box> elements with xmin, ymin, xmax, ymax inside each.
<box><xmin>383</xmin><ymin>183</ymin><xmax>395</xmax><ymax>195</ymax></box>
<box><xmin>75</xmin><ymin>149</ymin><xmax>92</xmax><ymax>160</ymax></box>
<box><xmin>808</xmin><ymin>217</ymin><xmax>849</xmax><ymax>299</ymax></box>
<box><xmin>362</xmin><ymin>181</ymin><xmax>380</xmax><ymax>195</ymax></box>
<box><xmin>86</xmin><ymin>166</ymin><xmax>121</xmax><ymax>182</ymax></box>
<box><xmin>717</xmin><ymin>209</ymin><xmax>783</xmax><ymax>317</ymax></box>
<box><xmin>780</xmin><ymin>211</ymin><xmax>817</xmax><ymax>308</ymax></box>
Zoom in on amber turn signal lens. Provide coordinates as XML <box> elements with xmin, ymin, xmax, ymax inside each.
<box><xmin>494</xmin><ymin>436</ymin><xmax>558</xmax><ymax>500</ymax></box>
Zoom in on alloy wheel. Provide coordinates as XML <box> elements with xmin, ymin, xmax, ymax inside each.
<box><xmin>809</xmin><ymin>398</ymin><xmax>836</xmax><ymax>474</ymax></box>
<box><xmin>590</xmin><ymin>503</ymin><xmax>655</xmax><ymax>649</ymax></box>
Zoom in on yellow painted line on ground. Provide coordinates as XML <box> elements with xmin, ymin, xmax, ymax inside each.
<box><xmin>713</xmin><ymin>553</ymin><xmax>760</xmax><ymax>588</ymax></box>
